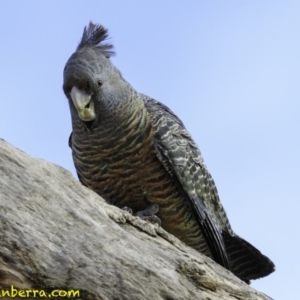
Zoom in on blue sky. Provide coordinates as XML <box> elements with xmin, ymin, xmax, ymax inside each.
<box><xmin>1</xmin><ymin>1</ymin><xmax>299</xmax><ymax>298</ymax></box>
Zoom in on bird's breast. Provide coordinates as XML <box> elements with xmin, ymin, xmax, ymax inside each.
<box><xmin>72</xmin><ymin>117</ymin><xmax>167</xmax><ymax>210</ymax></box>
<box><xmin>71</xmin><ymin>113</ymin><xmax>211</xmax><ymax>256</ymax></box>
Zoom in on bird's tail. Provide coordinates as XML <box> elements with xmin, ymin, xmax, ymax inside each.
<box><xmin>222</xmin><ymin>231</ymin><xmax>275</xmax><ymax>283</ymax></box>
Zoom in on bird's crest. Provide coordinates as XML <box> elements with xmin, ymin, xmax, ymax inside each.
<box><xmin>77</xmin><ymin>22</ymin><xmax>115</xmax><ymax>58</ymax></box>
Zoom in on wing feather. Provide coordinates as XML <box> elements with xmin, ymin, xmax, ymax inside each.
<box><xmin>145</xmin><ymin>97</ymin><xmax>230</xmax><ymax>269</ymax></box>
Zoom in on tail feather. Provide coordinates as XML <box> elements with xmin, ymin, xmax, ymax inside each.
<box><xmin>222</xmin><ymin>231</ymin><xmax>275</xmax><ymax>282</ymax></box>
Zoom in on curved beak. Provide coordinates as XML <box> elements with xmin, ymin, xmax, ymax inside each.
<box><xmin>70</xmin><ymin>86</ymin><xmax>96</xmax><ymax>121</ymax></box>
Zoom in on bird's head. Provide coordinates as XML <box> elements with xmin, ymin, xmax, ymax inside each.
<box><xmin>63</xmin><ymin>22</ymin><xmax>129</xmax><ymax>128</ymax></box>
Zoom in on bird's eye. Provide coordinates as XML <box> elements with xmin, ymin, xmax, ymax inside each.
<box><xmin>97</xmin><ymin>80</ymin><xmax>103</xmax><ymax>87</ymax></box>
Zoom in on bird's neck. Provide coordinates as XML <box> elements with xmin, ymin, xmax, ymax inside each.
<box><xmin>71</xmin><ymin>92</ymin><xmax>150</xmax><ymax>146</ymax></box>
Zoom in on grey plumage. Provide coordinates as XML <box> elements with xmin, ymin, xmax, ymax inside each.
<box><xmin>63</xmin><ymin>22</ymin><xmax>275</xmax><ymax>283</ymax></box>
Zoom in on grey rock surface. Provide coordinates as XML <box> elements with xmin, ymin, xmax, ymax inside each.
<box><xmin>0</xmin><ymin>139</ymin><xmax>272</xmax><ymax>300</ymax></box>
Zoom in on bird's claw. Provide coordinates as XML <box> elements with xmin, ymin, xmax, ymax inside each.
<box><xmin>122</xmin><ymin>206</ymin><xmax>133</xmax><ymax>214</ymax></box>
<box><xmin>122</xmin><ymin>203</ymin><xmax>161</xmax><ymax>225</ymax></box>
<box><xmin>135</xmin><ymin>203</ymin><xmax>161</xmax><ymax>226</ymax></box>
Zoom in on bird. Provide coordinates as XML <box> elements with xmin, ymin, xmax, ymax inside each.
<box><xmin>63</xmin><ymin>22</ymin><xmax>275</xmax><ymax>283</ymax></box>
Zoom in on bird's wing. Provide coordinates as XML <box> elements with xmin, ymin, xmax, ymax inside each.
<box><xmin>144</xmin><ymin>97</ymin><xmax>230</xmax><ymax>269</ymax></box>
<box><xmin>145</xmin><ymin>97</ymin><xmax>275</xmax><ymax>281</ymax></box>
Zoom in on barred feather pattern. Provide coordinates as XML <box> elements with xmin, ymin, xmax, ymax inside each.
<box><xmin>145</xmin><ymin>98</ymin><xmax>234</xmax><ymax>234</ymax></box>
<box><xmin>66</xmin><ymin>22</ymin><xmax>274</xmax><ymax>281</ymax></box>
<box><xmin>70</xmin><ymin>93</ymin><xmax>213</xmax><ymax>258</ymax></box>
<box><xmin>70</xmin><ymin>91</ymin><xmax>275</xmax><ymax>280</ymax></box>
<box><xmin>144</xmin><ymin>97</ymin><xmax>274</xmax><ymax>280</ymax></box>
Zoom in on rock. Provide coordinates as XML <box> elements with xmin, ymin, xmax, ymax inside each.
<box><xmin>0</xmin><ymin>139</ymin><xmax>272</xmax><ymax>300</ymax></box>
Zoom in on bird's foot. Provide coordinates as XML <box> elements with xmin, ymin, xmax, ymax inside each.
<box><xmin>122</xmin><ymin>206</ymin><xmax>133</xmax><ymax>214</ymax></box>
<box><xmin>122</xmin><ymin>203</ymin><xmax>161</xmax><ymax>226</ymax></box>
<box><xmin>135</xmin><ymin>203</ymin><xmax>161</xmax><ymax>226</ymax></box>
